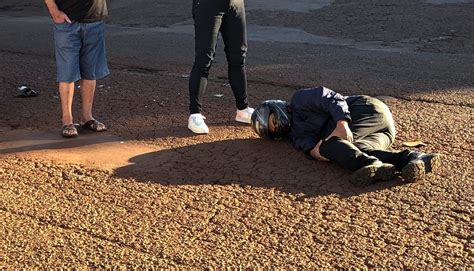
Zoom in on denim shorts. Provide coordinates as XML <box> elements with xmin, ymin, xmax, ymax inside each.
<box><xmin>53</xmin><ymin>20</ymin><xmax>110</xmax><ymax>83</ymax></box>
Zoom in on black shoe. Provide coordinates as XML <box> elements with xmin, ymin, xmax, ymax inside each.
<box><xmin>401</xmin><ymin>153</ymin><xmax>442</xmax><ymax>183</ymax></box>
<box><xmin>351</xmin><ymin>161</ymin><xmax>396</xmax><ymax>187</ymax></box>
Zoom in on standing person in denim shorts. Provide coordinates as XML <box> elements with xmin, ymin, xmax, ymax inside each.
<box><xmin>44</xmin><ymin>0</ymin><xmax>109</xmax><ymax>137</ymax></box>
<box><xmin>188</xmin><ymin>0</ymin><xmax>254</xmax><ymax>134</ymax></box>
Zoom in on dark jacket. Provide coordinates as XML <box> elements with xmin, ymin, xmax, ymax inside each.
<box><xmin>289</xmin><ymin>86</ymin><xmax>359</xmax><ymax>153</ymax></box>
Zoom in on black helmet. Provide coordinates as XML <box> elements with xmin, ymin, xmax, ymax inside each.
<box><xmin>251</xmin><ymin>100</ymin><xmax>291</xmax><ymax>139</ymax></box>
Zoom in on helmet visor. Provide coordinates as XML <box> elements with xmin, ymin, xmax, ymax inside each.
<box><xmin>251</xmin><ymin>106</ymin><xmax>270</xmax><ymax>138</ymax></box>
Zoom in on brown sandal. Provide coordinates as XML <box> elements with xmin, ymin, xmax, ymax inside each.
<box><xmin>62</xmin><ymin>124</ymin><xmax>78</xmax><ymax>138</ymax></box>
<box><xmin>81</xmin><ymin>119</ymin><xmax>107</xmax><ymax>132</ymax></box>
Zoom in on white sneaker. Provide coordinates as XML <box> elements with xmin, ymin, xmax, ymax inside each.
<box><xmin>188</xmin><ymin>113</ymin><xmax>209</xmax><ymax>134</ymax></box>
<box><xmin>235</xmin><ymin>107</ymin><xmax>254</xmax><ymax>124</ymax></box>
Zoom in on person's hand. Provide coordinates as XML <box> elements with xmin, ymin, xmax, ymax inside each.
<box><xmin>51</xmin><ymin>10</ymin><xmax>71</xmax><ymax>24</ymax></box>
<box><xmin>327</xmin><ymin>120</ymin><xmax>353</xmax><ymax>142</ymax></box>
<box><xmin>310</xmin><ymin>140</ymin><xmax>330</xmax><ymax>161</ymax></box>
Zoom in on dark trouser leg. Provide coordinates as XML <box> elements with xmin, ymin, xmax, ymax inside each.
<box><xmin>354</xmin><ymin>130</ymin><xmax>411</xmax><ymax>171</ymax></box>
<box><xmin>189</xmin><ymin>0</ymin><xmax>225</xmax><ymax>114</ymax></box>
<box><xmin>346</xmin><ymin>96</ymin><xmax>413</xmax><ymax>170</ymax></box>
<box><xmin>319</xmin><ymin>137</ymin><xmax>396</xmax><ymax>186</ymax></box>
<box><xmin>319</xmin><ymin>96</ymin><xmax>402</xmax><ymax>186</ymax></box>
<box><xmin>319</xmin><ymin>137</ymin><xmax>380</xmax><ymax>171</ymax></box>
<box><xmin>348</xmin><ymin>96</ymin><xmax>396</xmax><ymax>148</ymax></box>
<box><xmin>361</xmin><ymin>149</ymin><xmax>411</xmax><ymax>171</ymax></box>
<box><xmin>220</xmin><ymin>0</ymin><xmax>249</xmax><ymax>110</ymax></box>
<box><xmin>320</xmin><ymin>96</ymin><xmax>400</xmax><ymax>171</ymax></box>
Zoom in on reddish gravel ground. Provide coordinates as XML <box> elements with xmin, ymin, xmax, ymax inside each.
<box><xmin>1</xmin><ymin>0</ymin><xmax>473</xmax><ymax>268</ymax></box>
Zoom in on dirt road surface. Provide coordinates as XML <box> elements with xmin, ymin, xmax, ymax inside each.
<box><xmin>1</xmin><ymin>0</ymin><xmax>473</xmax><ymax>268</ymax></box>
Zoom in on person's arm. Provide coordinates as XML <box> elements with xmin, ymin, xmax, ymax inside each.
<box><xmin>326</xmin><ymin>120</ymin><xmax>353</xmax><ymax>142</ymax></box>
<box><xmin>290</xmin><ymin>114</ymin><xmax>319</xmax><ymax>153</ymax></box>
<box><xmin>44</xmin><ymin>0</ymin><xmax>71</xmax><ymax>23</ymax></box>
<box><xmin>291</xmin><ymin>87</ymin><xmax>354</xmax><ymax>161</ymax></box>
<box><xmin>292</xmin><ymin>86</ymin><xmax>353</xmax><ymax>140</ymax></box>
<box><xmin>309</xmin><ymin>140</ymin><xmax>329</xmax><ymax>161</ymax></box>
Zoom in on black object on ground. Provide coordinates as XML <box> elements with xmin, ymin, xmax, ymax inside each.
<box><xmin>17</xmin><ymin>85</ymin><xmax>38</xmax><ymax>98</ymax></box>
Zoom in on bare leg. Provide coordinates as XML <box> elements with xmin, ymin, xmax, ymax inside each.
<box><xmin>79</xmin><ymin>79</ymin><xmax>107</xmax><ymax>131</ymax></box>
<box><xmin>59</xmin><ymin>82</ymin><xmax>75</xmax><ymax>125</ymax></box>
<box><xmin>80</xmin><ymin>79</ymin><xmax>96</xmax><ymax>122</ymax></box>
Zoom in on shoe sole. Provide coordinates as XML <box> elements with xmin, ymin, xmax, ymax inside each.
<box><xmin>424</xmin><ymin>153</ymin><xmax>442</xmax><ymax>174</ymax></box>
<box><xmin>350</xmin><ymin>163</ymin><xmax>396</xmax><ymax>187</ymax></box>
<box><xmin>187</xmin><ymin>125</ymin><xmax>209</xmax><ymax>134</ymax></box>
<box><xmin>402</xmin><ymin>153</ymin><xmax>442</xmax><ymax>183</ymax></box>
<box><xmin>235</xmin><ymin>117</ymin><xmax>251</xmax><ymax>124</ymax></box>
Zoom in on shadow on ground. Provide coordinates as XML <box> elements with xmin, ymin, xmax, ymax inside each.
<box><xmin>0</xmin><ymin>129</ymin><xmax>120</xmax><ymax>155</ymax></box>
<box><xmin>114</xmin><ymin>138</ymin><xmax>404</xmax><ymax>198</ymax></box>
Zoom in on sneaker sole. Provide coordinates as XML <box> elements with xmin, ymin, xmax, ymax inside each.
<box><xmin>187</xmin><ymin>125</ymin><xmax>209</xmax><ymax>134</ymax></box>
<box><xmin>402</xmin><ymin>160</ymin><xmax>425</xmax><ymax>183</ymax></box>
<box><xmin>235</xmin><ymin>116</ymin><xmax>251</xmax><ymax>124</ymax></box>
<box><xmin>402</xmin><ymin>154</ymin><xmax>442</xmax><ymax>183</ymax></box>
<box><xmin>350</xmin><ymin>163</ymin><xmax>396</xmax><ymax>187</ymax></box>
<box><xmin>425</xmin><ymin>153</ymin><xmax>442</xmax><ymax>174</ymax></box>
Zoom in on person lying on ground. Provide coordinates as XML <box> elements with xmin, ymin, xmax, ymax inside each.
<box><xmin>44</xmin><ymin>0</ymin><xmax>109</xmax><ymax>137</ymax></box>
<box><xmin>251</xmin><ymin>86</ymin><xmax>442</xmax><ymax>186</ymax></box>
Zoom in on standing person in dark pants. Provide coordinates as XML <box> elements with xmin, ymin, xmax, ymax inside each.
<box><xmin>188</xmin><ymin>0</ymin><xmax>254</xmax><ymax>134</ymax></box>
<box><xmin>251</xmin><ymin>86</ymin><xmax>442</xmax><ymax>186</ymax></box>
<box><xmin>44</xmin><ymin>0</ymin><xmax>109</xmax><ymax>137</ymax></box>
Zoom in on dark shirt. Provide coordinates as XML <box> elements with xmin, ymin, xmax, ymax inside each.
<box><xmin>289</xmin><ymin>86</ymin><xmax>359</xmax><ymax>153</ymax></box>
<box><xmin>55</xmin><ymin>0</ymin><xmax>108</xmax><ymax>22</ymax></box>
